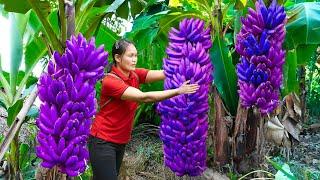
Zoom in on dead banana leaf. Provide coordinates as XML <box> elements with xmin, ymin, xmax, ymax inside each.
<box><xmin>266</xmin><ymin>116</ymin><xmax>285</xmax><ymax>146</ymax></box>
<box><xmin>282</xmin><ymin>116</ymin><xmax>301</xmax><ymax>142</ymax></box>
<box><xmin>285</xmin><ymin>94</ymin><xmax>295</xmax><ymax>119</ymax></box>
<box><xmin>285</xmin><ymin>93</ymin><xmax>301</xmax><ymax>123</ymax></box>
<box><xmin>292</xmin><ymin>93</ymin><xmax>302</xmax><ymax>118</ymax></box>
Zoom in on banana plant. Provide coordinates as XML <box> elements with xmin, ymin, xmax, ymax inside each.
<box><xmin>283</xmin><ymin>2</ymin><xmax>320</xmax><ymax>122</ymax></box>
<box><xmin>0</xmin><ymin>0</ymin><xmax>125</xmax><ymax>178</ymax></box>
<box><xmin>283</xmin><ymin>2</ymin><xmax>320</xmax><ymax>95</ymax></box>
<box><xmin>0</xmin><ymin>11</ymin><xmax>39</xmax><ymax>179</ymax></box>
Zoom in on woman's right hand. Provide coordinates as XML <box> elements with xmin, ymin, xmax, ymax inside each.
<box><xmin>177</xmin><ymin>80</ymin><xmax>200</xmax><ymax>95</ymax></box>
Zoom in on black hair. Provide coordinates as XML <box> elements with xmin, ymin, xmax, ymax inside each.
<box><xmin>106</xmin><ymin>39</ymin><xmax>135</xmax><ymax>72</ymax></box>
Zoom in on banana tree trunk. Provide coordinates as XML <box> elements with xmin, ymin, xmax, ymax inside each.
<box><xmin>232</xmin><ymin>102</ymin><xmax>248</xmax><ymax>170</ymax></box>
<box><xmin>255</xmin><ymin>112</ymin><xmax>266</xmax><ymax>168</ymax></box>
<box><xmin>231</xmin><ymin>104</ymin><xmax>262</xmax><ymax>173</ymax></box>
<box><xmin>213</xmin><ymin>91</ymin><xmax>267</xmax><ymax>174</ymax></box>
<box><xmin>36</xmin><ymin>166</ymin><xmax>72</xmax><ymax>180</ymax></box>
<box><xmin>213</xmin><ymin>87</ymin><xmax>230</xmax><ymax>166</ymax></box>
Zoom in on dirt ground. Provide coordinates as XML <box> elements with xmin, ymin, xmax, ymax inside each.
<box><xmin>120</xmin><ymin>119</ymin><xmax>320</xmax><ymax>180</ymax></box>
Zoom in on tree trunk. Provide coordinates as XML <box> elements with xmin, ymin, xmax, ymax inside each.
<box><xmin>35</xmin><ymin>165</ymin><xmax>75</xmax><ymax>180</ymax></box>
<box><xmin>232</xmin><ymin>107</ymin><xmax>261</xmax><ymax>173</ymax></box>
<box><xmin>255</xmin><ymin>113</ymin><xmax>267</xmax><ymax>175</ymax></box>
<box><xmin>213</xmin><ymin>87</ymin><xmax>230</xmax><ymax>166</ymax></box>
<box><xmin>232</xmin><ymin>102</ymin><xmax>248</xmax><ymax>171</ymax></box>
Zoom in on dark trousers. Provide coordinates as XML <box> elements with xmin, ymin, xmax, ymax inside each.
<box><xmin>88</xmin><ymin>135</ymin><xmax>126</xmax><ymax>180</ymax></box>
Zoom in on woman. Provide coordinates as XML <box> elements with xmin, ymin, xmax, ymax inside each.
<box><xmin>88</xmin><ymin>39</ymin><xmax>199</xmax><ymax>180</ymax></box>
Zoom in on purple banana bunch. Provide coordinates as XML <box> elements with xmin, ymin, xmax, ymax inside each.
<box><xmin>36</xmin><ymin>34</ymin><xmax>108</xmax><ymax>176</ymax></box>
<box><xmin>157</xmin><ymin>18</ymin><xmax>213</xmax><ymax>176</ymax></box>
<box><xmin>235</xmin><ymin>0</ymin><xmax>286</xmax><ymax>114</ymax></box>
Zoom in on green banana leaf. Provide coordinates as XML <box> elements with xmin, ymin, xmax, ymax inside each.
<box><xmin>286</xmin><ymin>2</ymin><xmax>320</xmax><ymax>65</ymax></box>
<box><xmin>210</xmin><ymin>36</ymin><xmax>238</xmax><ymax>115</ymax></box>
<box><xmin>158</xmin><ymin>9</ymin><xmax>204</xmax><ymax>36</ymax></box>
<box><xmin>282</xmin><ymin>49</ymin><xmax>299</xmax><ymax>96</ymax></box>
<box><xmin>95</xmin><ymin>26</ymin><xmax>120</xmax><ymax>56</ymax></box>
<box><xmin>7</xmin><ymin>99</ymin><xmax>23</xmax><ymax>126</ymax></box>
<box><xmin>0</xmin><ymin>0</ymin><xmax>31</xmax><ymax>14</ymax></box>
<box><xmin>25</xmin><ymin>36</ymin><xmax>47</xmax><ymax>73</ymax></box>
<box><xmin>126</xmin><ymin>10</ymin><xmax>170</xmax><ymax>39</ymax></box>
<box><xmin>1</xmin><ymin>71</ymin><xmax>38</xmax><ymax>89</ymax></box>
<box><xmin>19</xmin><ymin>143</ymin><xmax>30</xmax><ymax>170</ymax></box>
<box><xmin>95</xmin><ymin>0</ymin><xmax>167</xmax><ymax>20</ymax></box>
<box><xmin>283</xmin><ymin>2</ymin><xmax>320</xmax><ymax>95</ymax></box>
<box><xmin>295</xmin><ymin>44</ymin><xmax>318</xmax><ymax>65</ymax></box>
<box><xmin>0</xmin><ymin>0</ymin><xmax>50</xmax><ymax>14</ymax></box>
<box><xmin>9</xmin><ymin>12</ymin><xmax>29</xmax><ymax>98</ymax></box>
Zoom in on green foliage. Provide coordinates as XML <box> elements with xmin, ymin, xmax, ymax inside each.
<box><xmin>19</xmin><ymin>143</ymin><xmax>30</xmax><ymax>169</ymax></box>
<box><xmin>282</xmin><ymin>49</ymin><xmax>299</xmax><ymax>96</ymax></box>
<box><xmin>267</xmin><ymin>157</ymin><xmax>297</xmax><ymax>180</ymax></box>
<box><xmin>25</xmin><ymin>36</ymin><xmax>47</xmax><ymax>73</ymax></box>
<box><xmin>1</xmin><ymin>0</ymin><xmax>320</xmax><ymax>178</ymax></box>
<box><xmin>6</xmin><ymin>99</ymin><xmax>23</xmax><ymax>126</ymax></box>
<box><xmin>286</xmin><ymin>2</ymin><xmax>320</xmax><ymax>48</ymax></box>
<box><xmin>0</xmin><ymin>71</ymin><xmax>38</xmax><ymax>90</ymax></box>
<box><xmin>0</xmin><ymin>0</ymin><xmax>51</xmax><ymax>14</ymax></box>
<box><xmin>0</xmin><ymin>135</ymin><xmax>3</xmax><ymax>144</ymax></box>
<box><xmin>306</xmin><ymin>54</ymin><xmax>320</xmax><ymax>116</ymax></box>
<box><xmin>95</xmin><ymin>26</ymin><xmax>119</xmax><ymax>54</ymax></box>
<box><xmin>270</xmin><ymin>156</ymin><xmax>320</xmax><ymax>180</ymax></box>
<box><xmin>76</xmin><ymin>3</ymin><xmax>109</xmax><ymax>36</ymax></box>
<box><xmin>0</xmin><ymin>7</ymin><xmax>43</xmax><ymax>179</ymax></box>
<box><xmin>283</xmin><ymin>2</ymin><xmax>320</xmax><ymax>96</ymax></box>
<box><xmin>158</xmin><ymin>9</ymin><xmax>204</xmax><ymax>35</ymax></box>
<box><xmin>210</xmin><ymin>36</ymin><xmax>238</xmax><ymax>115</ymax></box>
<box><xmin>9</xmin><ymin>12</ymin><xmax>29</xmax><ymax>97</ymax></box>
<box><xmin>296</xmin><ymin>44</ymin><xmax>318</xmax><ymax>65</ymax></box>
<box><xmin>285</xmin><ymin>2</ymin><xmax>320</xmax><ymax>65</ymax></box>
<box><xmin>94</xmin><ymin>0</ymin><xmax>162</xmax><ymax>20</ymax></box>
<box><xmin>126</xmin><ymin>10</ymin><xmax>169</xmax><ymax>40</ymax></box>
<box><xmin>95</xmin><ymin>81</ymin><xmax>102</xmax><ymax>105</ymax></box>
<box><xmin>227</xmin><ymin>172</ymin><xmax>238</xmax><ymax>180</ymax></box>
<box><xmin>274</xmin><ymin>163</ymin><xmax>295</xmax><ymax>180</ymax></box>
<box><xmin>18</xmin><ymin>123</ymin><xmax>39</xmax><ymax>179</ymax></box>
<box><xmin>1</xmin><ymin>0</ymin><xmax>32</xmax><ymax>14</ymax></box>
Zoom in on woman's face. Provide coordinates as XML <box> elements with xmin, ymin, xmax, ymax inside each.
<box><xmin>116</xmin><ymin>44</ymin><xmax>138</xmax><ymax>72</ymax></box>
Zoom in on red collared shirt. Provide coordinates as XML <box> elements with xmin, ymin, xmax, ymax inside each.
<box><xmin>90</xmin><ymin>66</ymin><xmax>149</xmax><ymax>144</ymax></box>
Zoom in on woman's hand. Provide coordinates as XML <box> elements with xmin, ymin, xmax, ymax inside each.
<box><xmin>177</xmin><ymin>80</ymin><xmax>200</xmax><ymax>95</ymax></box>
